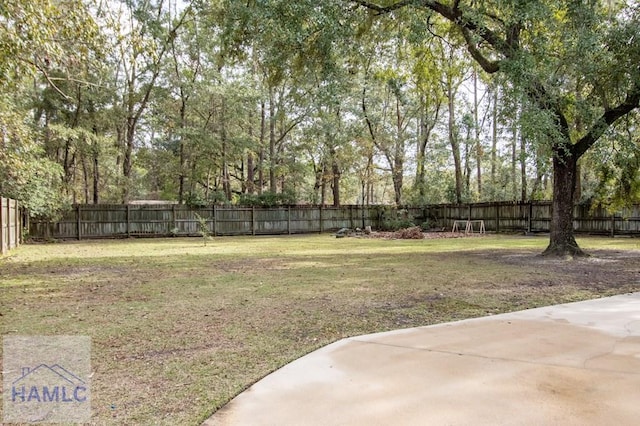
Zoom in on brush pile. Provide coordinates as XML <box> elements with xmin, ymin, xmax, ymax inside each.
<box><xmin>394</xmin><ymin>226</ymin><xmax>425</xmax><ymax>239</ymax></box>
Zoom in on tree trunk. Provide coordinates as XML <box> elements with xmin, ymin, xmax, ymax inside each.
<box><xmin>511</xmin><ymin>117</ymin><xmax>518</xmax><ymax>200</ymax></box>
<box><xmin>393</xmin><ymin>99</ymin><xmax>404</xmax><ymax>206</ymax></box>
<box><xmin>415</xmin><ymin>94</ymin><xmax>439</xmax><ymax>201</ymax></box>
<box><xmin>268</xmin><ymin>89</ymin><xmax>277</xmax><ymax>194</ymax></box>
<box><xmin>82</xmin><ymin>152</ymin><xmax>90</xmax><ymax>204</ymax></box>
<box><xmin>93</xmin><ymin>142</ymin><xmax>99</xmax><ymax>204</ymax></box>
<box><xmin>258</xmin><ymin>148</ymin><xmax>264</xmax><ymax>195</ymax></box>
<box><xmin>491</xmin><ymin>88</ymin><xmax>498</xmax><ymax>183</ymax></box>
<box><xmin>365</xmin><ymin>152</ymin><xmax>373</xmax><ymax>205</ymax></box>
<box><xmin>320</xmin><ymin>162</ymin><xmax>327</xmax><ymax>206</ymax></box>
<box><xmin>520</xmin><ymin>131</ymin><xmax>527</xmax><ymax>202</ymax></box>
<box><xmin>122</xmin><ymin>118</ymin><xmax>135</xmax><ymax>203</ymax></box>
<box><xmin>313</xmin><ymin>161</ymin><xmax>324</xmax><ymax>204</ymax></box>
<box><xmin>178</xmin><ymin>95</ymin><xmax>187</xmax><ymax>204</ymax></box>
<box><xmin>221</xmin><ymin>103</ymin><xmax>231</xmax><ymax>202</ymax></box>
<box><xmin>258</xmin><ymin>100</ymin><xmax>266</xmax><ymax>195</ymax></box>
<box><xmin>332</xmin><ymin>160</ymin><xmax>340</xmax><ymax>207</ymax></box>
<box><xmin>415</xmin><ymin>98</ymin><xmax>427</xmax><ymax>198</ymax></box>
<box><xmin>247</xmin><ymin>152</ymin><xmax>255</xmax><ymax>194</ymax></box>
<box><xmin>543</xmin><ymin>150</ymin><xmax>585</xmax><ymax>257</ymax></box>
<box><xmin>448</xmin><ymin>88</ymin><xmax>463</xmax><ymax>203</ymax></box>
<box><xmin>416</xmin><ymin>138</ymin><xmax>427</xmax><ymax>199</ymax></box>
<box><xmin>473</xmin><ymin>68</ymin><xmax>482</xmax><ymax>196</ymax></box>
<box><xmin>464</xmin><ymin>126</ymin><xmax>471</xmax><ymax>195</ymax></box>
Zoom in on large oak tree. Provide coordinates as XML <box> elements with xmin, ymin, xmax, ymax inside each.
<box><xmin>352</xmin><ymin>0</ymin><xmax>640</xmax><ymax>256</ymax></box>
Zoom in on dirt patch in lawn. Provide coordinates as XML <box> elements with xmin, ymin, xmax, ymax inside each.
<box><xmin>489</xmin><ymin>249</ymin><xmax>640</xmax><ymax>292</ymax></box>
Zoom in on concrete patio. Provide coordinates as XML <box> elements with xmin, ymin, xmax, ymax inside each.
<box><xmin>205</xmin><ymin>292</ymin><xmax>640</xmax><ymax>426</ymax></box>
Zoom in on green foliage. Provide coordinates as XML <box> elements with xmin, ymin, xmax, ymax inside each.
<box><xmin>0</xmin><ymin>0</ymin><xmax>106</xmax><ymax>218</ymax></box>
<box><xmin>184</xmin><ymin>191</ymin><xmax>228</xmax><ymax>208</ymax></box>
<box><xmin>0</xmin><ymin>98</ymin><xmax>70</xmax><ymax>219</ymax></box>
<box><xmin>193</xmin><ymin>213</ymin><xmax>212</xmax><ymax>246</ymax></box>
<box><xmin>582</xmin><ymin>118</ymin><xmax>640</xmax><ymax>211</ymax></box>
<box><xmin>0</xmin><ymin>0</ymin><xmax>100</xmax><ymax>87</ymax></box>
<box><xmin>420</xmin><ymin>220</ymin><xmax>436</xmax><ymax>231</ymax></box>
<box><xmin>381</xmin><ymin>218</ymin><xmax>416</xmax><ymax>231</ymax></box>
<box><xmin>209</xmin><ymin>191</ymin><xmax>230</xmax><ymax>205</ymax></box>
<box><xmin>377</xmin><ymin>207</ymin><xmax>416</xmax><ymax>231</ymax></box>
<box><xmin>0</xmin><ymin>150</ymin><xmax>70</xmax><ymax>219</ymax></box>
<box><xmin>185</xmin><ymin>193</ymin><xmax>207</xmax><ymax>208</ymax></box>
<box><xmin>3</xmin><ymin>0</ymin><xmax>640</xmax><ymax>220</ymax></box>
<box><xmin>237</xmin><ymin>191</ymin><xmax>297</xmax><ymax>207</ymax></box>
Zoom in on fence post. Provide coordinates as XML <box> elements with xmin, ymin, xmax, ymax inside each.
<box><xmin>527</xmin><ymin>202</ymin><xmax>533</xmax><ymax>233</ymax></box>
<box><xmin>444</xmin><ymin>205</ymin><xmax>448</xmax><ymax>230</ymax></box>
<box><xmin>12</xmin><ymin>198</ymin><xmax>18</xmax><ymax>249</ymax></box>
<box><xmin>172</xmin><ymin>204</ymin><xmax>177</xmax><ymax>235</ymax></box>
<box><xmin>15</xmin><ymin>199</ymin><xmax>21</xmax><ymax>245</ymax></box>
<box><xmin>212</xmin><ymin>205</ymin><xmax>217</xmax><ymax>237</ymax></box>
<box><xmin>252</xmin><ymin>206</ymin><xmax>256</xmax><ymax>236</ymax></box>
<box><xmin>319</xmin><ymin>205</ymin><xmax>323</xmax><ymax>233</ymax></box>
<box><xmin>288</xmin><ymin>206</ymin><xmax>292</xmax><ymax>235</ymax></box>
<box><xmin>126</xmin><ymin>204</ymin><xmax>131</xmax><ymax>237</ymax></box>
<box><xmin>611</xmin><ymin>212</ymin><xmax>615</xmax><ymax>238</ymax></box>
<box><xmin>496</xmin><ymin>203</ymin><xmax>501</xmax><ymax>233</ymax></box>
<box><xmin>349</xmin><ymin>205</ymin><xmax>354</xmax><ymax>229</ymax></box>
<box><xmin>20</xmin><ymin>204</ymin><xmax>27</xmax><ymax>243</ymax></box>
<box><xmin>77</xmin><ymin>204</ymin><xmax>82</xmax><ymax>241</ymax></box>
<box><xmin>1</xmin><ymin>197</ymin><xmax>5</xmax><ymax>255</ymax></box>
<box><xmin>6</xmin><ymin>198</ymin><xmax>10</xmax><ymax>251</ymax></box>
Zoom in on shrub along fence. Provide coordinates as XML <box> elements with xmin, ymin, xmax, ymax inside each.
<box><xmin>1</xmin><ymin>197</ymin><xmax>22</xmax><ymax>254</ymax></box>
<box><xmin>27</xmin><ymin>201</ymin><xmax>640</xmax><ymax>240</ymax></box>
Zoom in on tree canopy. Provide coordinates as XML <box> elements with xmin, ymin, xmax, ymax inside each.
<box><xmin>1</xmin><ymin>0</ymin><xmax>639</xmax><ymax>254</ymax></box>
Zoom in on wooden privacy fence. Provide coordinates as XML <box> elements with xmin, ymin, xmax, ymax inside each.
<box><xmin>29</xmin><ymin>204</ymin><xmax>378</xmax><ymax>240</ymax></box>
<box><xmin>28</xmin><ymin>201</ymin><xmax>640</xmax><ymax>240</ymax></box>
<box><xmin>1</xmin><ymin>197</ymin><xmax>21</xmax><ymax>254</ymax></box>
<box><xmin>408</xmin><ymin>201</ymin><xmax>640</xmax><ymax>236</ymax></box>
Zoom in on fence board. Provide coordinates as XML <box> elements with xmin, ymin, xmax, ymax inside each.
<box><xmin>27</xmin><ymin>201</ymin><xmax>640</xmax><ymax>240</ymax></box>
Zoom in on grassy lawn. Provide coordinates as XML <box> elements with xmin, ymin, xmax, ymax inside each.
<box><xmin>1</xmin><ymin>234</ymin><xmax>639</xmax><ymax>424</ymax></box>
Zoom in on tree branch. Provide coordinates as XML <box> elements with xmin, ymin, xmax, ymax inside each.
<box><xmin>350</xmin><ymin>0</ymin><xmax>415</xmax><ymax>14</ymax></box>
<box><xmin>352</xmin><ymin>0</ymin><xmax>511</xmax><ymax>65</ymax></box>
<box><xmin>526</xmin><ymin>80</ymin><xmax>573</xmax><ymax>146</ymax></box>
<box><xmin>21</xmin><ymin>57</ymin><xmax>72</xmax><ymax>100</ymax></box>
<box><xmin>574</xmin><ymin>79</ymin><xmax>640</xmax><ymax>159</ymax></box>
<box><xmin>505</xmin><ymin>22</ymin><xmax>522</xmax><ymax>51</ymax></box>
<box><xmin>132</xmin><ymin>6</ymin><xmax>192</xmax><ymax>124</ymax></box>
<box><xmin>460</xmin><ymin>28</ymin><xmax>500</xmax><ymax>73</ymax></box>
